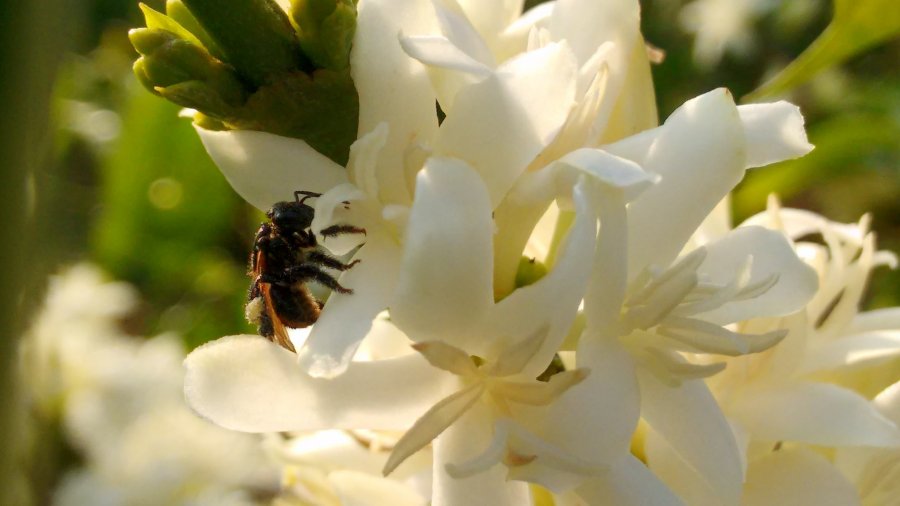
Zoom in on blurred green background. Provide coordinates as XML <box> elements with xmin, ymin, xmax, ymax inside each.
<box><xmin>25</xmin><ymin>0</ymin><xmax>900</xmax><ymax>350</ymax></box>
<box><xmin>3</xmin><ymin>0</ymin><xmax>898</xmax><ymax>503</ymax></box>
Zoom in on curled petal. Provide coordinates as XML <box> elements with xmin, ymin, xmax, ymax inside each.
<box><xmin>298</xmin><ymin>235</ymin><xmax>402</xmax><ymax>378</ymax></box>
<box><xmin>195</xmin><ymin>128</ymin><xmax>348</xmax><ymax>211</ymax></box>
<box><xmin>738</xmin><ymin>102</ymin><xmax>813</xmax><ymax>169</ymax></box>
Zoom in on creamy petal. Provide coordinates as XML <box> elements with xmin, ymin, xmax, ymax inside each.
<box><xmin>390</xmin><ymin>158</ymin><xmax>495</xmax><ymax>349</ymax></box>
<box><xmin>742</xmin><ymin>449</ymin><xmax>860</xmax><ymax>506</ymax></box>
<box><xmin>730</xmin><ymin>382</ymin><xmax>900</xmax><ymax>447</ymax></box>
<box><xmin>625</xmin><ymin>89</ymin><xmax>746</xmax><ymax>279</ymax></box>
<box><xmin>694</xmin><ymin>226</ymin><xmax>819</xmax><ymax>324</ymax></box>
<box><xmin>644</xmin><ymin>428</ymin><xmax>721</xmax><ymax>506</ymax></box>
<box><xmin>432</xmin><ymin>403</ymin><xmax>532</xmax><ymax>506</ymax></box>
<box><xmin>195</xmin><ymin>128</ymin><xmax>348</xmax><ymax>211</ymax></box>
<box><xmin>331</xmin><ymin>470</ymin><xmax>427</xmax><ymax>506</ymax></box>
<box><xmin>454</xmin><ymin>0</ymin><xmax>524</xmax><ymax>50</ymax></box>
<box><xmin>298</xmin><ymin>235</ymin><xmax>402</xmax><ymax>378</ymax></box>
<box><xmin>738</xmin><ymin>102</ymin><xmax>813</xmax><ymax>169</ymax></box>
<box><xmin>434</xmin><ymin>42</ymin><xmax>578</xmax><ymax>207</ymax></box>
<box><xmin>573</xmin><ymin>455</ymin><xmax>684</xmax><ymax>506</ymax></box>
<box><xmin>352</xmin><ymin>0</ymin><xmax>440</xmax><ymax>206</ymax></box>
<box><xmin>800</xmin><ymin>331</ymin><xmax>900</xmax><ymax>375</ymax></box>
<box><xmin>637</xmin><ymin>369</ymin><xmax>744</xmax><ymax>506</ymax></box>
<box><xmin>184</xmin><ymin>336</ymin><xmax>454</xmax><ymax>432</ymax></box>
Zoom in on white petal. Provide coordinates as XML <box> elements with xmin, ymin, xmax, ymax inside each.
<box><xmin>195</xmin><ymin>127</ymin><xmax>348</xmax><ymax>211</ymax></box>
<box><xmin>800</xmin><ymin>331</ymin><xmax>900</xmax><ymax>375</ymax></box>
<box><xmin>400</xmin><ymin>35</ymin><xmax>492</xmax><ymax>75</ymax></box>
<box><xmin>489</xmin><ymin>182</ymin><xmax>597</xmax><ymax>376</ymax></box>
<box><xmin>390</xmin><ymin>158</ymin><xmax>495</xmax><ymax>350</ymax></box>
<box><xmin>596</xmin><ymin>37</ymin><xmax>659</xmax><ymax>143</ymax></box>
<box><xmin>742</xmin><ymin>449</ymin><xmax>860</xmax><ymax>506</ymax></box>
<box><xmin>730</xmin><ymin>381</ymin><xmax>900</xmax><ymax>447</ymax></box>
<box><xmin>432</xmin><ymin>402</ymin><xmax>532</xmax><ymax>506</ymax></box>
<box><xmin>738</xmin><ymin>102</ymin><xmax>813</xmax><ymax>169</ymax></box>
<box><xmin>573</xmin><ymin>455</ymin><xmax>684</xmax><ymax>506</ymax></box>
<box><xmin>331</xmin><ymin>470</ymin><xmax>427</xmax><ymax>506</ymax></box>
<box><xmin>495</xmin><ymin>2</ymin><xmax>555</xmax><ymax>61</ymax></box>
<box><xmin>298</xmin><ymin>235</ymin><xmax>402</xmax><ymax>378</ymax></box>
<box><xmin>625</xmin><ymin>89</ymin><xmax>746</xmax><ymax>279</ymax></box>
<box><xmin>848</xmin><ymin>307</ymin><xmax>900</xmax><ymax>334</ymax></box>
<box><xmin>434</xmin><ymin>42</ymin><xmax>577</xmax><ymax>207</ymax></box>
<box><xmin>184</xmin><ymin>336</ymin><xmax>454</xmax><ymax>432</ymax></box>
<box><xmin>644</xmin><ymin>428</ymin><xmax>721</xmax><ymax>506</ymax></box>
<box><xmin>352</xmin><ymin>0</ymin><xmax>440</xmax><ymax>206</ymax></box>
<box><xmin>875</xmin><ymin>380</ymin><xmax>900</xmax><ymax>424</ymax></box>
<box><xmin>694</xmin><ymin>226</ymin><xmax>819</xmax><ymax>324</ymax></box>
<box><xmin>384</xmin><ymin>383</ymin><xmax>485</xmax><ymax>476</ymax></box>
<box><xmin>636</xmin><ymin>370</ymin><xmax>744</xmax><ymax>506</ymax></box>
<box><xmin>412</xmin><ymin>340</ymin><xmax>479</xmax><ymax>377</ymax></box>
<box><xmin>454</xmin><ymin>0</ymin><xmax>524</xmax><ymax>49</ymax></box>
<box><xmin>549</xmin><ymin>0</ymin><xmax>639</xmax><ymax>68</ymax></box>
<box><xmin>519</xmin><ymin>336</ymin><xmax>640</xmax><ymax>468</ymax></box>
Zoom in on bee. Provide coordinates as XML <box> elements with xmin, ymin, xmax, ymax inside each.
<box><xmin>246</xmin><ymin>190</ymin><xmax>365</xmax><ymax>352</ymax></box>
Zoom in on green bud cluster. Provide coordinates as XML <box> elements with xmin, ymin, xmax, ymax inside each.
<box><xmin>129</xmin><ymin>0</ymin><xmax>359</xmax><ymax>165</ymax></box>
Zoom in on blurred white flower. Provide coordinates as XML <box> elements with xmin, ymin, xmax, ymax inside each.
<box><xmin>679</xmin><ymin>0</ymin><xmax>777</xmax><ymax>67</ymax></box>
<box><xmin>20</xmin><ymin>265</ymin><xmax>281</xmax><ymax>506</ymax></box>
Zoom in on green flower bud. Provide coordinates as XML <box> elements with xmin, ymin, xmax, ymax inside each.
<box><xmin>290</xmin><ymin>0</ymin><xmax>357</xmax><ymax>71</ymax></box>
<box><xmin>129</xmin><ymin>28</ymin><xmax>247</xmax><ymax>109</ymax></box>
<box><xmin>164</xmin><ymin>0</ymin><xmax>224</xmax><ymax>60</ymax></box>
<box><xmin>180</xmin><ymin>0</ymin><xmax>308</xmax><ymax>87</ymax></box>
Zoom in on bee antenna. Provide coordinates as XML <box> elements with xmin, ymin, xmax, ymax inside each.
<box><xmin>294</xmin><ymin>190</ymin><xmax>322</xmax><ymax>205</ymax></box>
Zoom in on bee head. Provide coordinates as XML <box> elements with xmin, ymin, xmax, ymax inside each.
<box><xmin>268</xmin><ymin>201</ymin><xmax>315</xmax><ymax>233</ymax></box>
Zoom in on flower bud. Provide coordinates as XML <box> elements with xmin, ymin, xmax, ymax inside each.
<box><xmin>290</xmin><ymin>0</ymin><xmax>357</xmax><ymax>71</ymax></box>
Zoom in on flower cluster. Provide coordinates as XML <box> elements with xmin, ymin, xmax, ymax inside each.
<box><xmin>138</xmin><ymin>0</ymin><xmax>900</xmax><ymax>504</ymax></box>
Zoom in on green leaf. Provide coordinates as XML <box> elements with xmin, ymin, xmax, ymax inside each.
<box><xmin>746</xmin><ymin>0</ymin><xmax>900</xmax><ymax>101</ymax></box>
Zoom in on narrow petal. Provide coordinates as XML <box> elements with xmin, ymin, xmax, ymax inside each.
<box><xmin>644</xmin><ymin>427</ymin><xmax>722</xmax><ymax>505</ymax></box>
<box><xmin>489</xmin><ymin>325</ymin><xmax>549</xmax><ymax>377</ymax></box>
<box><xmin>731</xmin><ymin>382</ymin><xmax>900</xmax><ymax>447</ymax></box>
<box><xmin>184</xmin><ymin>336</ymin><xmax>454</xmax><ymax>432</ymax></box>
<box><xmin>432</xmin><ymin>402</ymin><xmax>532</xmax><ymax>506</ymax></box>
<box><xmin>742</xmin><ymin>449</ymin><xmax>860</xmax><ymax>506</ymax></box>
<box><xmin>494</xmin><ymin>369</ymin><xmax>589</xmax><ymax>406</ymax></box>
<box><xmin>384</xmin><ymin>383</ymin><xmax>485</xmax><ymax>476</ymax></box>
<box><xmin>391</xmin><ymin>158</ymin><xmax>495</xmax><ymax>350</ymax></box>
<box><xmin>875</xmin><ymin>380</ymin><xmax>900</xmax><ymax>424</ymax></box>
<box><xmin>399</xmin><ymin>35</ymin><xmax>492</xmax><ymax>75</ymax></box>
<box><xmin>412</xmin><ymin>340</ymin><xmax>479</xmax><ymax>377</ymax></box>
<box><xmin>195</xmin><ymin>128</ymin><xmax>348</xmax><ymax>211</ymax></box>
<box><xmin>637</xmin><ymin>369</ymin><xmax>744</xmax><ymax>506</ymax></box>
<box><xmin>298</xmin><ymin>235</ymin><xmax>402</xmax><ymax>378</ymax></box>
<box><xmin>625</xmin><ymin>89</ymin><xmax>746</xmax><ymax>279</ymax></box>
<box><xmin>800</xmin><ymin>331</ymin><xmax>900</xmax><ymax>374</ymax></box>
<box><xmin>434</xmin><ymin>42</ymin><xmax>577</xmax><ymax>207</ymax></box>
<box><xmin>352</xmin><ymin>0</ymin><xmax>440</xmax><ymax>206</ymax></box>
<box><xmin>848</xmin><ymin>307</ymin><xmax>900</xmax><ymax>334</ymax></box>
<box><xmin>738</xmin><ymin>102</ymin><xmax>813</xmax><ymax>169</ymax></box>
<box><xmin>694</xmin><ymin>226</ymin><xmax>819</xmax><ymax>325</ymax></box>
<box><xmin>573</xmin><ymin>455</ymin><xmax>684</xmax><ymax>506</ymax></box>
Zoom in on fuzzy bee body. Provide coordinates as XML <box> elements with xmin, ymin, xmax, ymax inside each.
<box><xmin>247</xmin><ymin>191</ymin><xmax>364</xmax><ymax>352</ymax></box>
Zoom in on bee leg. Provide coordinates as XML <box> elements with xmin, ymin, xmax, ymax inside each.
<box><xmin>282</xmin><ymin>264</ymin><xmax>354</xmax><ymax>294</ymax></box>
<box><xmin>320</xmin><ymin>224</ymin><xmax>367</xmax><ymax>237</ymax></box>
<box><xmin>294</xmin><ymin>190</ymin><xmax>321</xmax><ymax>205</ymax></box>
<box><xmin>306</xmin><ymin>251</ymin><xmax>361</xmax><ymax>271</ymax></box>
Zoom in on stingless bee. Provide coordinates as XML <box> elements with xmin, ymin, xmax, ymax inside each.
<box><xmin>246</xmin><ymin>190</ymin><xmax>365</xmax><ymax>352</ymax></box>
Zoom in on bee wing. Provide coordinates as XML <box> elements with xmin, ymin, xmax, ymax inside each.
<box><xmin>254</xmin><ymin>250</ymin><xmax>296</xmax><ymax>353</ymax></box>
<box><xmin>261</xmin><ymin>283</ymin><xmax>297</xmax><ymax>353</ymax></box>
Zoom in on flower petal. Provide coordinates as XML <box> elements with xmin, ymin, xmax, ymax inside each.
<box><xmin>298</xmin><ymin>235</ymin><xmax>402</xmax><ymax>378</ymax></box>
<box><xmin>694</xmin><ymin>226</ymin><xmax>819</xmax><ymax>324</ymax></box>
<box><xmin>432</xmin><ymin>402</ymin><xmax>532</xmax><ymax>506</ymax></box>
<box><xmin>454</xmin><ymin>0</ymin><xmax>524</xmax><ymax>50</ymax></box>
<box><xmin>412</xmin><ymin>340</ymin><xmax>479</xmax><ymax>377</ymax></box>
<box><xmin>742</xmin><ymin>449</ymin><xmax>860</xmax><ymax>506</ymax></box>
<box><xmin>730</xmin><ymin>381</ymin><xmax>900</xmax><ymax>447</ymax></box>
<box><xmin>331</xmin><ymin>470</ymin><xmax>427</xmax><ymax>506</ymax></box>
<box><xmin>384</xmin><ymin>382</ymin><xmax>484</xmax><ymax>476</ymax></box>
<box><xmin>352</xmin><ymin>0</ymin><xmax>440</xmax><ymax>206</ymax></box>
<box><xmin>737</xmin><ymin>102</ymin><xmax>813</xmax><ymax>169</ymax></box>
<box><xmin>573</xmin><ymin>455</ymin><xmax>684</xmax><ymax>506</ymax></box>
<box><xmin>637</xmin><ymin>369</ymin><xmax>744</xmax><ymax>506</ymax></box>
<box><xmin>434</xmin><ymin>42</ymin><xmax>577</xmax><ymax>207</ymax></box>
<box><xmin>625</xmin><ymin>88</ymin><xmax>746</xmax><ymax>279</ymax></box>
<box><xmin>800</xmin><ymin>331</ymin><xmax>900</xmax><ymax>375</ymax></box>
<box><xmin>185</xmin><ymin>336</ymin><xmax>454</xmax><ymax>432</ymax></box>
<box><xmin>195</xmin><ymin>128</ymin><xmax>348</xmax><ymax>211</ymax></box>
<box><xmin>391</xmin><ymin>158</ymin><xmax>495</xmax><ymax>350</ymax></box>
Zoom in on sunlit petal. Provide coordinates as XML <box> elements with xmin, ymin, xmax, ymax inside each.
<box><xmin>185</xmin><ymin>336</ymin><xmax>455</xmax><ymax>432</ymax></box>
<box><xmin>573</xmin><ymin>455</ymin><xmax>684</xmax><ymax>506</ymax></box>
<box><xmin>742</xmin><ymin>449</ymin><xmax>860</xmax><ymax>506</ymax></box>
<box><xmin>195</xmin><ymin>128</ymin><xmax>348</xmax><ymax>211</ymax></box>
<box><xmin>738</xmin><ymin>102</ymin><xmax>814</xmax><ymax>169</ymax></box>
